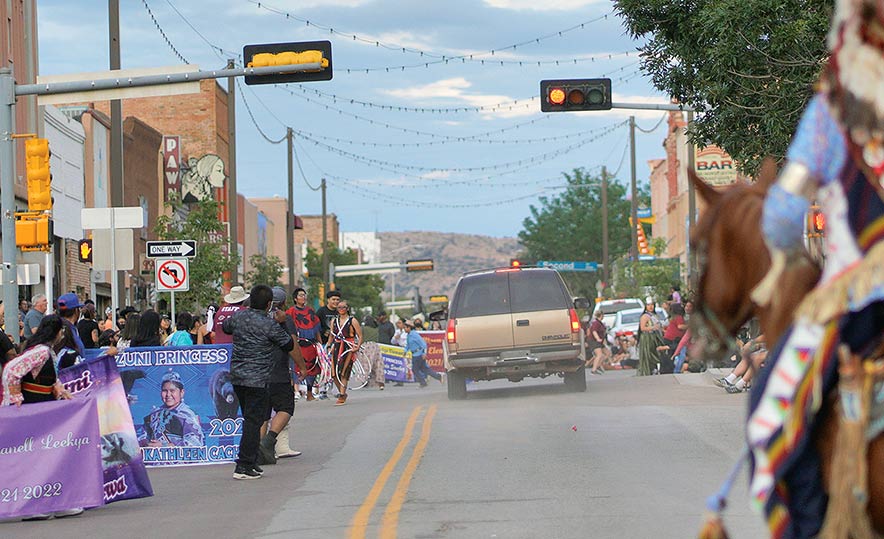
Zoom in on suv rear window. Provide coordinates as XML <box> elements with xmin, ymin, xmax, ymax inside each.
<box><xmin>509</xmin><ymin>271</ymin><xmax>569</xmax><ymax>313</ymax></box>
<box><xmin>451</xmin><ymin>273</ymin><xmax>510</xmax><ymax>317</ymax></box>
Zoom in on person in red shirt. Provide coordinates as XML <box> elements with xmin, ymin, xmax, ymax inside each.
<box><xmin>662</xmin><ymin>302</ymin><xmax>687</xmax><ymax>353</ymax></box>
<box><xmin>212</xmin><ymin>286</ymin><xmax>249</xmax><ymax>345</ymax></box>
<box><xmin>286</xmin><ymin>288</ymin><xmax>322</xmax><ymax>401</ymax></box>
<box><xmin>586</xmin><ymin>310</ymin><xmax>610</xmax><ymax>374</ymax></box>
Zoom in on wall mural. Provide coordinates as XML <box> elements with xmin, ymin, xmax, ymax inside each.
<box><xmin>181</xmin><ymin>154</ymin><xmax>226</xmax><ymax>203</ymax></box>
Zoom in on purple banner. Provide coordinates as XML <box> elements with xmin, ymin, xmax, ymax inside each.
<box><xmin>59</xmin><ymin>356</ymin><xmax>153</xmax><ymax>503</ymax></box>
<box><xmin>0</xmin><ymin>398</ymin><xmax>105</xmax><ymax>519</ymax></box>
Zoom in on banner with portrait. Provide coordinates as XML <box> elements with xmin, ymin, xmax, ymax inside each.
<box><xmin>380</xmin><ymin>344</ymin><xmax>413</xmax><ymax>383</ymax></box>
<box><xmin>0</xmin><ymin>398</ymin><xmax>105</xmax><ymax>519</ymax></box>
<box><xmin>85</xmin><ymin>344</ymin><xmax>240</xmax><ymax>467</ymax></box>
<box><xmin>58</xmin><ymin>355</ymin><xmax>153</xmax><ymax>503</ymax></box>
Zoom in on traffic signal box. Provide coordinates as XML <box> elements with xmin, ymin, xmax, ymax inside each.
<box><xmin>25</xmin><ymin>138</ymin><xmax>51</xmax><ymax>211</ymax></box>
<box><xmin>78</xmin><ymin>239</ymin><xmax>93</xmax><ymax>263</ymax></box>
<box><xmin>15</xmin><ymin>137</ymin><xmax>52</xmax><ymax>251</ymax></box>
<box><xmin>243</xmin><ymin>40</ymin><xmax>332</xmax><ymax>85</ymax></box>
<box><xmin>540</xmin><ymin>78</ymin><xmax>612</xmax><ymax>112</ymax></box>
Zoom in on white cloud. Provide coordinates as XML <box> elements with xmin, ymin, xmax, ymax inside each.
<box><xmin>382</xmin><ymin>78</ymin><xmax>535</xmax><ymax>118</ymax></box>
<box><xmin>483</xmin><ymin>0</ymin><xmax>604</xmax><ymax>11</ymax></box>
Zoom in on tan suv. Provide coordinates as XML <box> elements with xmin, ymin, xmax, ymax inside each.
<box><xmin>443</xmin><ymin>266</ymin><xmax>589</xmax><ymax>399</ymax></box>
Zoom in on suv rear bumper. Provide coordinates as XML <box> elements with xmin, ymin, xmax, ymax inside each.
<box><xmin>448</xmin><ymin>344</ymin><xmax>584</xmax><ymax>378</ymax></box>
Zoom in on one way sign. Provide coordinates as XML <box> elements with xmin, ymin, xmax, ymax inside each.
<box><xmin>146</xmin><ymin>240</ymin><xmax>197</xmax><ymax>258</ymax></box>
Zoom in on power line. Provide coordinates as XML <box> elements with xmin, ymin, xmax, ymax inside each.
<box><xmin>164</xmin><ymin>0</ymin><xmax>241</xmax><ymax>61</ymax></box>
<box><xmin>237</xmin><ymin>79</ymin><xmax>287</xmax><ymax>144</ymax></box>
<box><xmin>635</xmin><ymin>113</ymin><xmax>668</xmax><ymax>134</ymax></box>
<box><xmin>141</xmin><ymin>0</ymin><xmax>189</xmax><ymax>64</ymax></box>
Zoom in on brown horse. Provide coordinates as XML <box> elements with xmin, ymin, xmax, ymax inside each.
<box><xmin>688</xmin><ymin>162</ymin><xmax>884</xmax><ymax>534</ymax></box>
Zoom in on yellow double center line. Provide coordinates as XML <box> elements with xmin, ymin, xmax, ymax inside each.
<box><xmin>348</xmin><ymin>404</ymin><xmax>438</xmax><ymax>539</ymax></box>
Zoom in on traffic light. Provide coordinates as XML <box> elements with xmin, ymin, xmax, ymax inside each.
<box><xmin>405</xmin><ymin>259</ymin><xmax>434</xmax><ymax>272</ymax></box>
<box><xmin>78</xmin><ymin>239</ymin><xmax>93</xmax><ymax>263</ymax></box>
<box><xmin>243</xmin><ymin>40</ymin><xmax>332</xmax><ymax>85</ymax></box>
<box><xmin>510</xmin><ymin>259</ymin><xmax>522</xmax><ymax>268</ymax></box>
<box><xmin>15</xmin><ymin>213</ymin><xmax>51</xmax><ymax>250</ymax></box>
<box><xmin>25</xmin><ymin>138</ymin><xmax>52</xmax><ymax>211</ymax></box>
<box><xmin>808</xmin><ymin>205</ymin><xmax>825</xmax><ymax>236</ymax></box>
<box><xmin>540</xmin><ymin>78</ymin><xmax>612</xmax><ymax>112</ymax></box>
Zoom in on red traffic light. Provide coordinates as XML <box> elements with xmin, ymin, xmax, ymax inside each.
<box><xmin>510</xmin><ymin>259</ymin><xmax>522</xmax><ymax>267</ymax></box>
<box><xmin>540</xmin><ymin>78</ymin><xmax>612</xmax><ymax>112</ymax></box>
<box><xmin>813</xmin><ymin>210</ymin><xmax>825</xmax><ymax>233</ymax></box>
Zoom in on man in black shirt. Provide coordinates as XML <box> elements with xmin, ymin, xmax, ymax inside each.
<box><xmin>315</xmin><ymin>290</ymin><xmax>341</xmax><ymax>342</ymax></box>
<box><xmin>376</xmin><ymin>311</ymin><xmax>395</xmax><ymax>345</ymax></box>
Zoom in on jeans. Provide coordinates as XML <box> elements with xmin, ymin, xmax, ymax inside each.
<box><xmin>673</xmin><ymin>347</ymin><xmax>687</xmax><ymax>374</ymax></box>
<box><xmin>233</xmin><ymin>385</ymin><xmax>270</xmax><ymax>468</ymax></box>
<box><xmin>412</xmin><ymin>356</ymin><xmax>440</xmax><ymax>386</ymax></box>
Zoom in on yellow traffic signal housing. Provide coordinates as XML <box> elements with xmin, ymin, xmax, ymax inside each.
<box><xmin>15</xmin><ymin>212</ymin><xmax>51</xmax><ymax>251</ymax></box>
<box><xmin>25</xmin><ymin>138</ymin><xmax>52</xmax><ymax>211</ymax></box>
<box><xmin>243</xmin><ymin>40</ymin><xmax>333</xmax><ymax>85</ymax></box>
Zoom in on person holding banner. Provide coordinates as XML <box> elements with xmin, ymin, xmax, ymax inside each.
<box><xmin>404</xmin><ymin>320</ymin><xmax>443</xmax><ymax>387</ymax></box>
<box><xmin>1</xmin><ymin>315</ymin><xmax>70</xmax><ymax>406</ymax></box>
<box><xmin>138</xmin><ymin>371</ymin><xmax>205</xmax><ymax>448</ymax></box>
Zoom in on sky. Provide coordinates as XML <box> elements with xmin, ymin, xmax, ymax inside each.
<box><xmin>36</xmin><ymin>0</ymin><xmax>670</xmax><ymax>239</ymax></box>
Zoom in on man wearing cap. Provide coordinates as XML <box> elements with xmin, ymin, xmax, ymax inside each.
<box><xmin>257</xmin><ymin>286</ymin><xmax>306</xmax><ymax>463</ymax></box>
<box><xmin>212</xmin><ymin>285</ymin><xmax>249</xmax><ymax>345</ymax></box>
<box><xmin>138</xmin><ymin>371</ymin><xmax>205</xmax><ymax>448</ymax></box>
<box><xmin>55</xmin><ymin>293</ymin><xmax>89</xmax><ymax>369</ymax></box>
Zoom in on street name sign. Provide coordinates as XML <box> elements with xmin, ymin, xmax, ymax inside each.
<box><xmin>155</xmin><ymin>258</ymin><xmax>190</xmax><ymax>292</ymax></box>
<box><xmin>537</xmin><ymin>260</ymin><xmax>598</xmax><ymax>272</ymax></box>
<box><xmin>147</xmin><ymin>240</ymin><xmax>196</xmax><ymax>258</ymax></box>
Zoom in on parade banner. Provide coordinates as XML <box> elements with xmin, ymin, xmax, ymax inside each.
<box><xmin>107</xmin><ymin>345</ymin><xmax>240</xmax><ymax>467</ymax></box>
<box><xmin>0</xmin><ymin>398</ymin><xmax>105</xmax><ymax>519</ymax></box>
<box><xmin>418</xmin><ymin>331</ymin><xmax>446</xmax><ymax>373</ymax></box>
<box><xmin>380</xmin><ymin>344</ymin><xmax>413</xmax><ymax>383</ymax></box>
<box><xmin>58</xmin><ymin>355</ymin><xmax>153</xmax><ymax>503</ymax></box>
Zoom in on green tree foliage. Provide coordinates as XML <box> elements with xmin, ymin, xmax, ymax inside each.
<box><xmin>245</xmin><ymin>254</ymin><xmax>284</xmax><ymax>289</ymax></box>
<box><xmin>614</xmin><ymin>0</ymin><xmax>832</xmax><ymax>174</ymax></box>
<box><xmin>612</xmin><ymin>256</ymin><xmax>682</xmax><ymax>301</ymax></box>
<box><xmin>518</xmin><ymin>168</ymin><xmax>647</xmax><ymax>299</ymax></box>
<box><xmin>304</xmin><ymin>244</ymin><xmax>385</xmax><ymax>312</ymax></box>
<box><xmin>154</xmin><ymin>194</ymin><xmax>238</xmax><ymax>312</ymax></box>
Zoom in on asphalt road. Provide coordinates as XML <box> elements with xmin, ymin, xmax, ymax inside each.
<box><xmin>4</xmin><ymin>370</ymin><xmax>767</xmax><ymax>539</ymax></box>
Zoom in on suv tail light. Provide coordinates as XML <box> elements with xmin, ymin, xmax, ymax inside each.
<box><xmin>569</xmin><ymin>309</ymin><xmax>580</xmax><ymax>333</ymax></box>
<box><xmin>447</xmin><ymin>318</ymin><xmax>457</xmax><ymax>344</ymax></box>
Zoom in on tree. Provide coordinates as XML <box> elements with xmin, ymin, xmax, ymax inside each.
<box><xmin>611</xmin><ymin>256</ymin><xmax>682</xmax><ymax>301</ymax></box>
<box><xmin>517</xmin><ymin>168</ymin><xmax>648</xmax><ymax>299</ymax></box>
<box><xmin>154</xmin><ymin>194</ymin><xmax>239</xmax><ymax>312</ymax></box>
<box><xmin>614</xmin><ymin>0</ymin><xmax>832</xmax><ymax>174</ymax></box>
<box><xmin>304</xmin><ymin>244</ymin><xmax>385</xmax><ymax>312</ymax></box>
<box><xmin>245</xmin><ymin>254</ymin><xmax>284</xmax><ymax>289</ymax></box>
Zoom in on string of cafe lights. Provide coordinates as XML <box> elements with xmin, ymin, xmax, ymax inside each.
<box><xmin>288</xmin><ymin>119</ymin><xmax>627</xmax><ymax>149</ymax></box>
<box><xmin>295</xmin><ymin>121</ymin><xmax>626</xmax><ymax>175</ymax></box>
<box><xmin>247</xmin><ymin>0</ymin><xmax>618</xmax><ymax>71</ymax></box>
<box><xmin>279</xmin><ymin>60</ymin><xmax>641</xmax><ymax>116</ymax></box>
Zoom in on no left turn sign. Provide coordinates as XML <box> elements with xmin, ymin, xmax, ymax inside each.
<box><xmin>156</xmin><ymin>258</ymin><xmax>190</xmax><ymax>292</ymax></box>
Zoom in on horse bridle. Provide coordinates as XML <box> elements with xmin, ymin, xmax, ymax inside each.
<box><xmin>692</xmin><ymin>231</ymin><xmax>756</xmax><ymax>364</ymax></box>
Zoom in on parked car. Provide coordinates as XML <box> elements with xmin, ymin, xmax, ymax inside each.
<box><xmin>608</xmin><ymin>307</ymin><xmax>670</xmax><ymax>343</ymax></box>
<box><xmin>443</xmin><ymin>266</ymin><xmax>589</xmax><ymax>399</ymax></box>
<box><xmin>592</xmin><ymin>298</ymin><xmax>643</xmax><ymax>329</ymax></box>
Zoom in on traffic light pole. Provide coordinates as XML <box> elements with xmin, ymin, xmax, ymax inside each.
<box><xmin>629</xmin><ymin>116</ymin><xmax>638</xmax><ymax>287</ymax></box>
<box><xmin>0</xmin><ymin>68</ymin><xmax>19</xmax><ymax>341</ymax></box>
<box><xmin>286</xmin><ymin>127</ymin><xmax>295</xmax><ymax>292</ymax></box>
<box><xmin>601</xmin><ymin>166</ymin><xmax>609</xmax><ymax>289</ymax></box>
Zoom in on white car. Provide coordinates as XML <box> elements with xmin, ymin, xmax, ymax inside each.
<box><xmin>607</xmin><ymin>307</ymin><xmax>670</xmax><ymax>343</ymax></box>
<box><xmin>592</xmin><ymin>298</ymin><xmax>643</xmax><ymax>329</ymax></box>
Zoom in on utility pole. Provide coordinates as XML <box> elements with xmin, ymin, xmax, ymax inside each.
<box><xmin>286</xmin><ymin>127</ymin><xmax>295</xmax><ymax>292</ymax></box>
<box><xmin>686</xmin><ymin>110</ymin><xmax>697</xmax><ymax>291</ymax></box>
<box><xmin>109</xmin><ymin>0</ymin><xmax>123</xmax><ymax>317</ymax></box>
<box><xmin>1</xmin><ymin>69</ymin><xmax>19</xmax><ymax>341</ymax></box>
<box><xmin>629</xmin><ymin>116</ymin><xmax>638</xmax><ymax>286</ymax></box>
<box><xmin>601</xmin><ymin>166</ymin><xmax>609</xmax><ymax>289</ymax></box>
<box><xmin>321</xmin><ymin>178</ymin><xmax>328</xmax><ymax>291</ymax></box>
<box><xmin>227</xmin><ymin>59</ymin><xmax>239</xmax><ymax>282</ymax></box>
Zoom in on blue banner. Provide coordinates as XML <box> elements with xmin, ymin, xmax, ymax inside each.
<box><xmin>381</xmin><ymin>344</ymin><xmax>413</xmax><ymax>383</ymax></box>
<box><xmin>86</xmin><ymin>345</ymin><xmax>240</xmax><ymax>467</ymax></box>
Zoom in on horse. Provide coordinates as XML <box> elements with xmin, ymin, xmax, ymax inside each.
<box><xmin>688</xmin><ymin>161</ymin><xmax>884</xmax><ymax>535</ymax></box>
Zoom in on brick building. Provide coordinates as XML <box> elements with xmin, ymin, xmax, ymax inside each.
<box><xmin>296</xmin><ymin>214</ymin><xmax>339</xmax><ymax>255</ymax></box>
